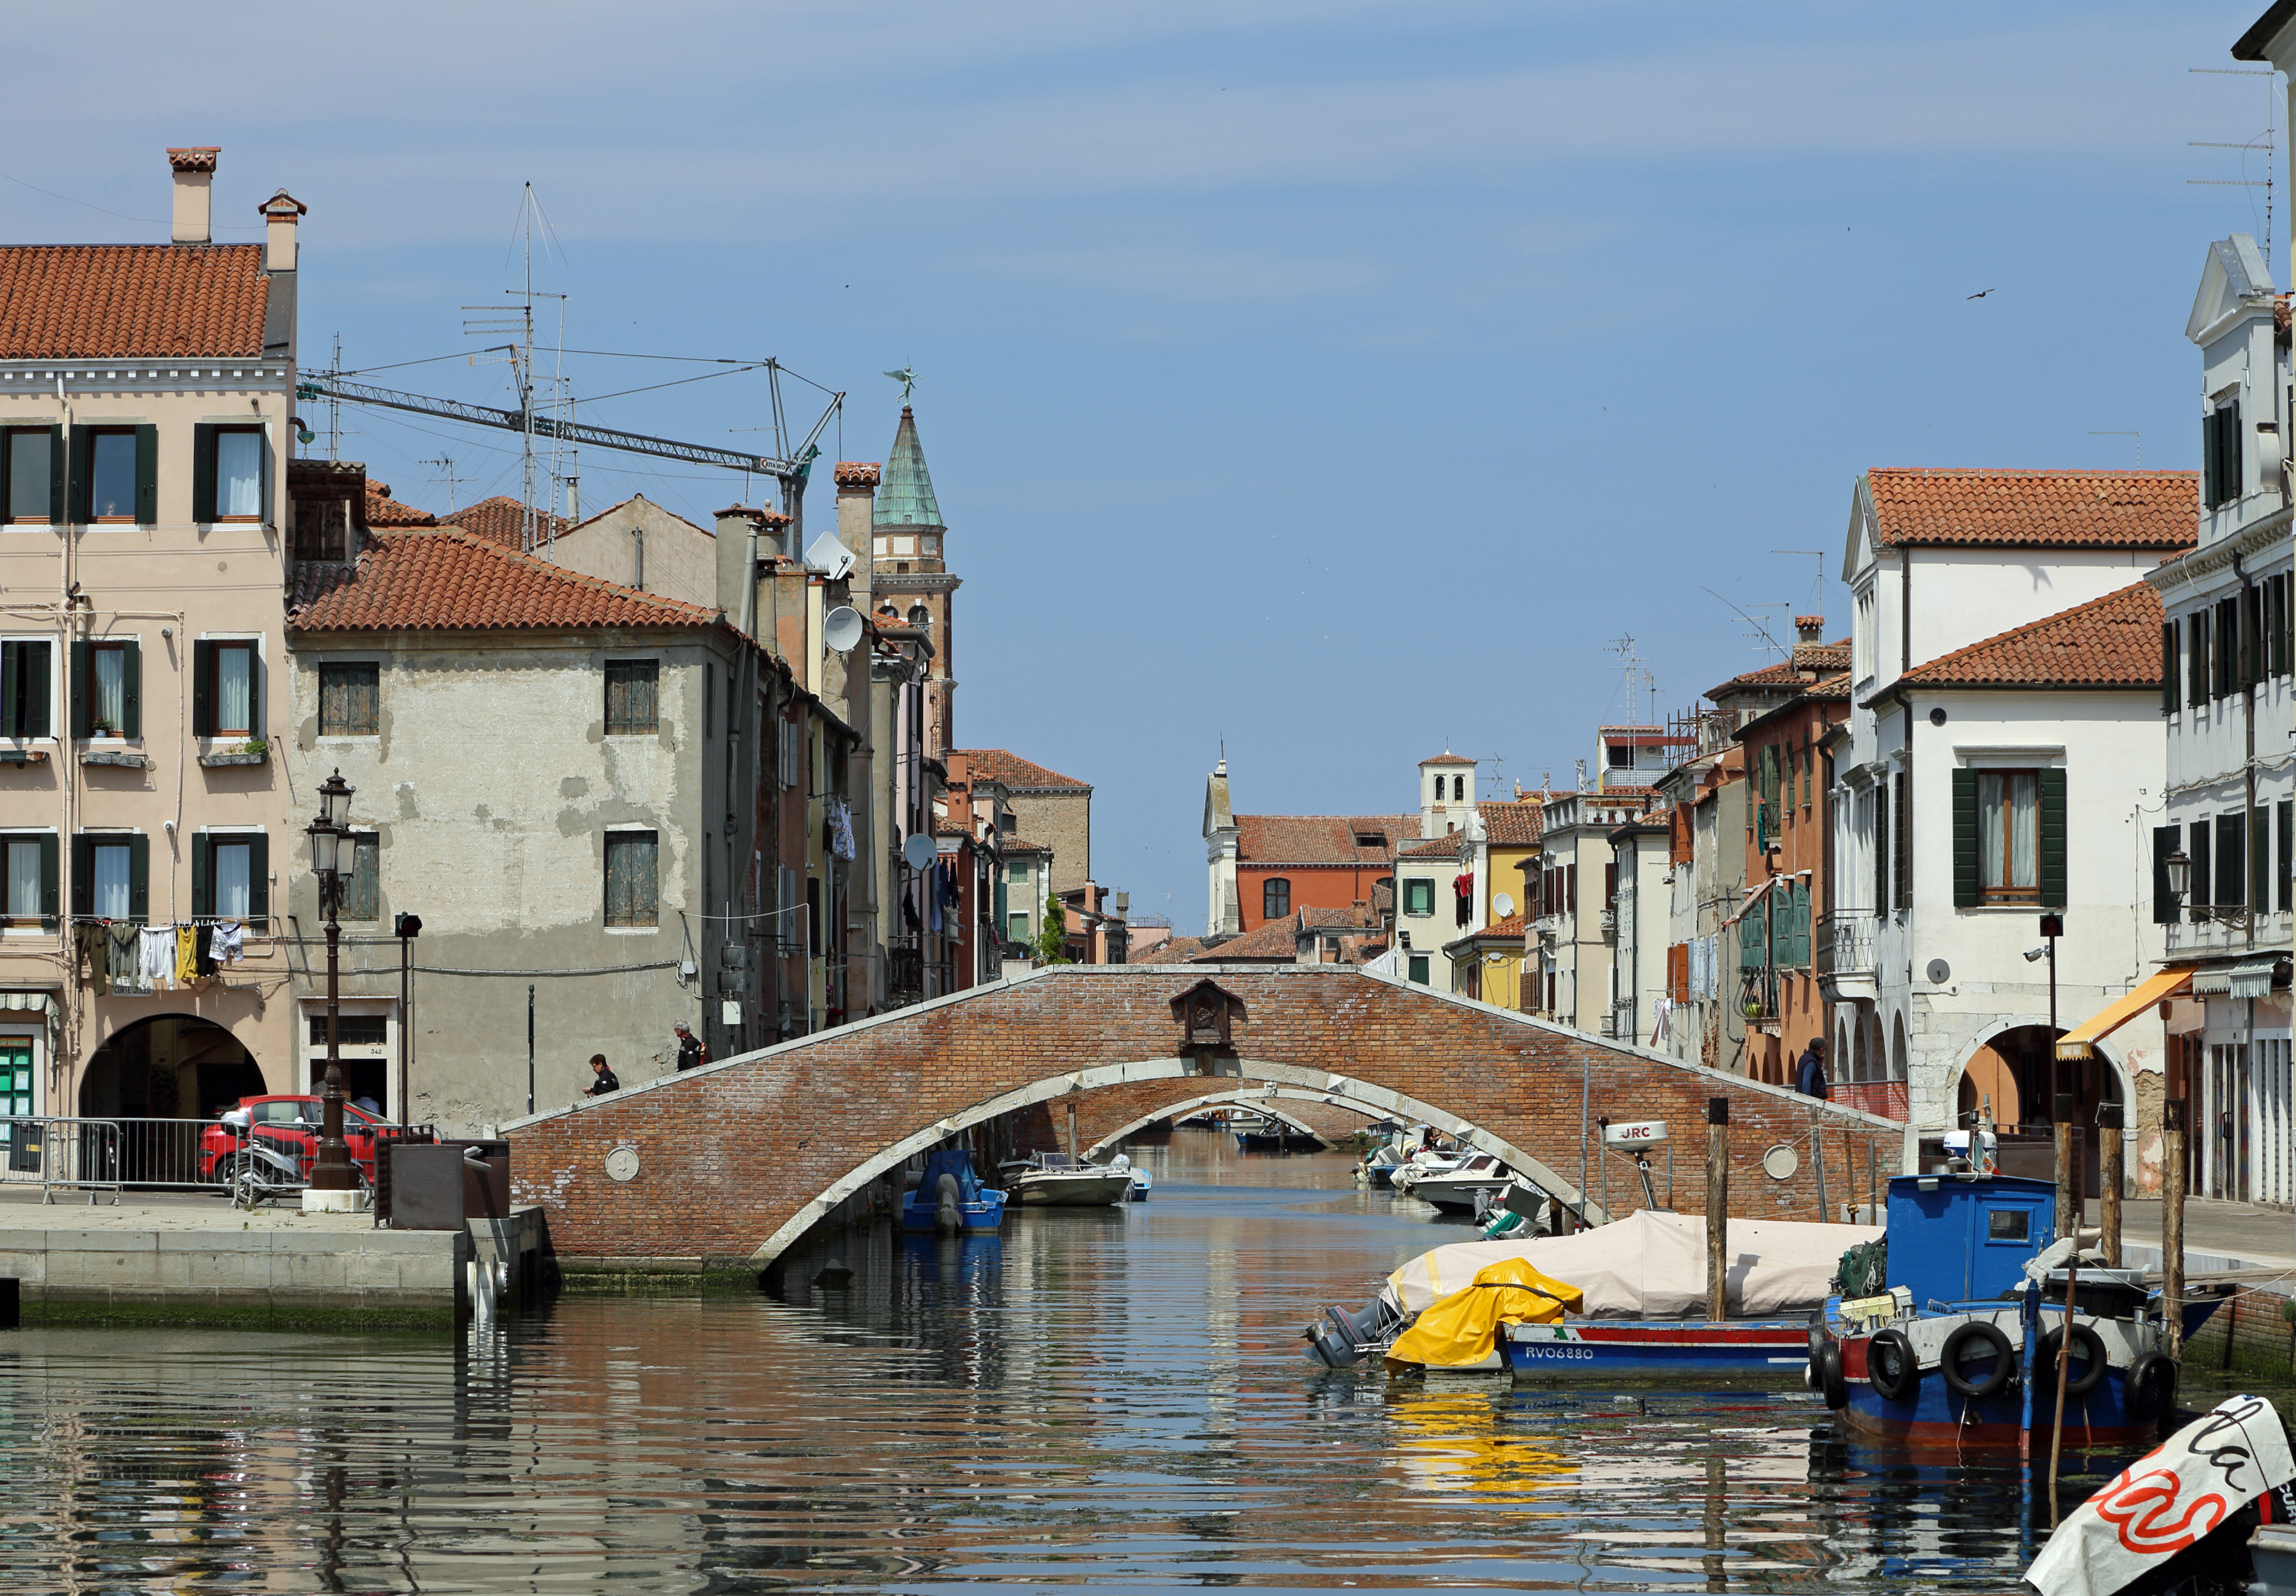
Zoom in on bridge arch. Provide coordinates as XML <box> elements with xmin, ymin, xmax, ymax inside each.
<box><xmin>1097</xmin><ymin>1086</ymin><xmax>1380</xmax><ymax>1151</ymax></box>
<box><xmin>506</xmin><ymin>966</ymin><xmax>1902</xmax><ymax>1267</ymax></box>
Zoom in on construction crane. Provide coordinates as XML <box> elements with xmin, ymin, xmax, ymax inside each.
<box><xmin>294</xmin><ymin>362</ymin><xmax>841</xmax><ymax>541</ymax></box>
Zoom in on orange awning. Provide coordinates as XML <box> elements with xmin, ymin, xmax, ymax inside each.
<box><xmin>2056</xmin><ymin>969</ymin><xmax>2190</xmax><ymax>1061</ymax></box>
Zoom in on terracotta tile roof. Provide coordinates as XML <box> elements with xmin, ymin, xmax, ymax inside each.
<box><xmin>1397</xmin><ymin>832</ymin><xmax>1467</xmax><ymax>861</ymax></box>
<box><xmin>362</xmin><ymin>483</ymin><xmax>437</xmax><ymax>528</ymax></box>
<box><xmin>0</xmin><ymin>244</ymin><xmax>270</xmax><ymax>358</ymax></box>
<box><xmin>1133</xmin><ymin>935</ymin><xmax>1206</xmax><ymax>965</ymax></box>
<box><xmin>1420</xmin><ymin>752</ymin><xmax>1476</xmax><ymax>766</ymax></box>
<box><xmin>1709</xmin><ymin>641</ymin><xmax>1851</xmax><ymax>701</ymax></box>
<box><xmin>1894</xmin><ymin>581</ymin><xmax>2164</xmax><ymax>690</ymax></box>
<box><xmin>953</xmin><ymin>750</ymin><xmax>1091</xmax><ymax>793</ymax></box>
<box><xmin>1864</xmin><ymin>469</ymin><xmax>2197</xmax><ymax>551</ymax></box>
<box><xmin>1300</xmin><ymin>904</ymin><xmax>1381</xmax><ymax>930</ymax></box>
<box><xmin>287</xmin><ymin>528</ymin><xmax>720</xmax><ymax>633</ymax></box>
<box><xmin>1189</xmin><ymin>915</ymin><xmax>1305</xmax><ymax>961</ymax></box>
<box><xmin>998</xmin><ymin>836</ymin><xmax>1053</xmax><ymax>855</ymax></box>
<box><xmin>433</xmin><ymin>495</ymin><xmax>575</xmax><ymax>549</ymax></box>
<box><xmin>1478</xmin><ymin>799</ymin><xmax>1544</xmax><ymax>847</ymax></box>
<box><xmin>1809</xmin><ymin>671</ymin><xmax>1852</xmax><ymax>701</ymax></box>
<box><xmin>1465</xmin><ymin>915</ymin><xmax>1526</xmax><ymax>940</ymax></box>
<box><xmin>1234</xmin><ymin>814</ymin><xmax>1417</xmax><ymax>866</ymax></box>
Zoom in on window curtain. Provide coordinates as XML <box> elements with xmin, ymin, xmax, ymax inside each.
<box><xmin>92</xmin><ymin>845</ymin><xmax>130</xmax><ymax>918</ymax></box>
<box><xmin>217</xmin><ymin>432</ymin><xmax>262</xmax><ymax>518</ymax></box>
<box><xmin>6</xmin><ymin>841</ymin><xmax>38</xmax><ymax>919</ymax></box>
<box><xmin>216</xmin><ymin>649</ymin><xmax>251</xmax><ymax>734</ymax></box>
<box><xmin>91</xmin><ymin>649</ymin><xmax>124</xmax><ymax>731</ymax></box>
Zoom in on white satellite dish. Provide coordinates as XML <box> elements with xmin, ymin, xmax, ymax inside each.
<box><xmin>903</xmin><ymin>833</ymin><xmax>936</xmax><ymax>871</ymax></box>
<box><xmin>1492</xmin><ymin>892</ymin><xmax>1515</xmax><ymax>919</ymax></box>
<box><xmin>803</xmin><ymin>531</ymin><xmax>856</xmax><ymax>581</ymax></box>
<box><xmin>822</xmin><ymin>606</ymin><xmax>865</xmax><ymax>653</ymax></box>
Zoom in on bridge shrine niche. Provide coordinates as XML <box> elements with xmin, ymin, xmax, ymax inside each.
<box><xmin>1171</xmin><ymin>978</ymin><xmax>1245</xmax><ymax>1076</ymax></box>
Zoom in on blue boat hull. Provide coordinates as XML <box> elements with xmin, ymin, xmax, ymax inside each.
<box><xmin>1498</xmin><ymin>1318</ymin><xmax>1812</xmax><ymax>1380</ymax></box>
<box><xmin>899</xmin><ymin>1191</ymin><xmax>1007</xmax><ymax>1233</ymax></box>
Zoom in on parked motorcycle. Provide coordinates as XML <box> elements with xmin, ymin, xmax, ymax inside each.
<box><xmin>215</xmin><ymin>1108</ymin><xmax>369</xmax><ymax>1208</ymax></box>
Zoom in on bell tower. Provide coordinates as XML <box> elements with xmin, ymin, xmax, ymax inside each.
<box><xmin>870</xmin><ymin>403</ymin><xmax>960</xmax><ymax>758</ymax></box>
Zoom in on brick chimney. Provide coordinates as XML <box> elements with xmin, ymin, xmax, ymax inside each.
<box><xmin>167</xmin><ymin>147</ymin><xmax>219</xmax><ymax>244</ymax></box>
<box><xmin>1794</xmin><ymin>615</ymin><xmax>1825</xmax><ymax>646</ymax></box>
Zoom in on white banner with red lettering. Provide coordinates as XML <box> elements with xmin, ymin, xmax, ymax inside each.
<box><xmin>2028</xmin><ymin>1394</ymin><xmax>2296</xmax><ymax>1596</ymax></box>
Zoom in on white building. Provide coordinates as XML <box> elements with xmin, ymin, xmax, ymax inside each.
<box><xmin>1831</xmin><ymin>468</ymin><xmax>2192</xmax><ymax>1184</ymax></box>
<box><xmin>2141</xmin><ymin>226</ymin><xmax>2295</xmax><ymax>1204</ymax></box>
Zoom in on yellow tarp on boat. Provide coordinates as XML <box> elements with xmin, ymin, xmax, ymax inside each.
<box><xmin>1385</xmin><ymin>1256</ymin><xmax>1585</xmax><ymax>1368</ymax></box>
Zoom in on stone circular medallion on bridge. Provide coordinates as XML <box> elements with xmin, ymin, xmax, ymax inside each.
<box><xmin>605</xmin><ymin>1146</ymin><xmax>641</xmax><ymax>1183</ymax></box>
<box><xmin>1760</xmin><ymin>1143</ymin><xmax>1800</xmax><ymax>1181</ymax></box>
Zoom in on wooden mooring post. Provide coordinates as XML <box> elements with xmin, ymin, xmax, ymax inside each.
<box><xmin>2053</xmin><ymin>1092</ymin><xmax>2076</xmax><ymax>1241</ymax></box>
<box><xmin>2097</xmin><ymin>1102</ymin><xmax>2123</xmax><ymax>1269</ymax></box>
<box><xmin>1706</xmin><ymin>1097</ymin><xmax>1729</xmax><ymax>1322</ymax></box>
<box><xmin>2163</xmin><ymin>1099</ymin><xmax>2186</xmax><ymax>1362</ymax></box>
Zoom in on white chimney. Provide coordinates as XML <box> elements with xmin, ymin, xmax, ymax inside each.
<box><xmin>261</xmin><ymin>189</ymin><xmax>305</xmax><ymax>272</ymax></box>
<box><xmin>167</xmin><ymin>147</ymin><xmax>218</xmax><ymax>244</ymax></box>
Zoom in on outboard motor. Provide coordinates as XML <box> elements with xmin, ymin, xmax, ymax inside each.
<box><xmin>935</xmin><ymin>1171</ymin><xmax>963</xmax><ymax>1236</ymax></box>
<box><xmin>1302</xmin><ymin>1297</ymin><xmax>1400</xmax><ymax>1369</ymax></box>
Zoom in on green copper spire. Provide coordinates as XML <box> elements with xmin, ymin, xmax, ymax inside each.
<box><xmin>873</xmin><ymin>405</ymin><xmax>943</xmax><ymax>530</ymax></box>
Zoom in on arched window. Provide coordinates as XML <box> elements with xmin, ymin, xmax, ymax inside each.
<box><xmin>909</xmin><ymin>604</ymin><xmax>930</xmax><ymax>627</ymax></box>
<box><xmin>1453</xmin><ymin>775</ymin><xmax>1465</xmax><ymax>800</ymax></box>
<box><xmin>1263</xmin><ymin>877</ymin><xmax>1290</xmax><ymax>919</ymax></box>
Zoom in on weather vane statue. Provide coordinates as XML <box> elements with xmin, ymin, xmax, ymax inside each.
<box><xmin>884</xmin><ymin>367</ymin><xmax>918</xmax><ymax>403</ymax></box>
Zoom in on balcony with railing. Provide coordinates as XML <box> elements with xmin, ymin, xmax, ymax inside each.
<box><xmin>1815</xmin><ymin>908</ymin><xmax>1878</xmax><ymax>982</ymax></box>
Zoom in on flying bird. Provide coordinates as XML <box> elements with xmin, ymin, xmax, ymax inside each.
<box><xmin>1967</xmin><ymin>289</ymin><xmax>1993</xmax><ymax>299</ymax></box>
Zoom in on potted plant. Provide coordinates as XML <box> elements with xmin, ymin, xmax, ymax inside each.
<box><xmin>241</xmin><ymin>737</ymin><xmax>269</xmax><ymax>758</ymax></box>
<box><xmin>90</xmin><ymin>719</ymin><xmax>117</xmax><ymax>738</ymax></box>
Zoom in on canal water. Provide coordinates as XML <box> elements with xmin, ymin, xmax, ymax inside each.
<box><xmin>0</xmin><ymin>1129</ymin><xmax>2195</xmax><ymax>1592</ymax></box>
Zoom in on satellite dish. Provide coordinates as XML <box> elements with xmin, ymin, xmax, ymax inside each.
<box><xmin>1761</xmin><ymin>1143</ymin><xmax>1800</xmax><ymax>1182</ymax></box>
<box><xmin>822</xmin><ymin>606</ymin><xmax>864</xmax><ymax>653</ymax></box>
<box><xmin>1925</xmin><ymin>958</ymin><xmax>1951</xmax><ymax>985</ymax></box>
<box><xmin>1492</xmin><ymin>892</ymin><xmax>1515</xmax><ymax>919</ymax></box>
<box><xmin>902</xmin><ymin>833</ymin><xmax>936</xmax><ymax>871</ymax></box>
<box><xmin>803</xmin><ymin>531</ymin><xmax>856</xmax><ymax>581</ymax></box>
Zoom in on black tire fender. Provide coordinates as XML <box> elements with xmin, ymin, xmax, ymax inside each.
<box><xmin>2037</xmin><ymin>1324</ymin><xmax>2109</xmax><ymax>1400</ymax></box>
<box><xmin>1939</xmin><ymin>1321</ymin><xmax>2015</xmax><ymax>1399</ymax></box>
<box><xmin>1865</xmin><ymin>1327</ymin><xmax>1922</xmax><ymax>1403</ymax></box>
<box><xmin>2124</xmin><ymin>1350</ymin><xmax>2177</xmax><ymax>1421</ymax></box>
<box><xmin>1812</xmin><ymin>1339</ymin><xmax>1848</xmax><ymax>1409</ymax></box>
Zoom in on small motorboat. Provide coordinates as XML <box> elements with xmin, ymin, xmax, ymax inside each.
<box><xmin>999</xmin><ymin>1152</ymin><xmax>1135</xmax><ymax>1208</ymax></box>
<box><xmin>1389</xmin><ymin>1148</ymin><xmax>1467</xmax><ymax>1197</ymax></box>
<box><xmin>900</xmin><ymin>1148</ymin><xmax>1007</xmax><ymax>1235</ymax></box>
<box><xmin>1231</xmin><ymin>1112</ymin><xmax>1324</xmax><ymax>1154</ymax></box>
<box><xmin>1407</xmin><ymin>1154</ymin><xmax>1530</xmax><ymax>1216</ymax></box>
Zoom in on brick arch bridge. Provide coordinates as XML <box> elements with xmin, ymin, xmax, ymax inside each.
<box><xmin>506</xmin><ymin>966</ymin><xmax>1904</xmax><ymax>1267</ymax></box>
<box><xmin>1095</xmin><ymin>1086</ymin><xmax>1380</xmax><ymax>1152</ymax></box>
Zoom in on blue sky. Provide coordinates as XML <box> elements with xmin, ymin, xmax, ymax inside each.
<box><xmin>6</xmin><ymin>2</ymin><xmax>2279</xmax><ymax>933</ymax></box>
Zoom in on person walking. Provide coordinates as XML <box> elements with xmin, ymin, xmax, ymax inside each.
<box><xmin>1794</xmin><ymin>1036</ymin><xmax>1829</xmax><ymax>1100</ymax></box>
<box><xmin>584</xmin><ymin>1054</ymin><xmax>620</xmax><ymax>1097</ymax></box>
<box><xmin>674</xmin><ymin>1022</ymin><xmax>707</xmax><ymax>1072</ymax></box>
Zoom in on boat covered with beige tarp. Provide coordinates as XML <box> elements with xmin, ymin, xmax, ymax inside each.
<box><xmin>1384</xmin><ymin>1209</ymin><xmax>1883</xmax><ymax>1320</ymax></box>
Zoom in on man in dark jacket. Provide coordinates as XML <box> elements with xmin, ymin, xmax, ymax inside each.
<box><xmin>674</xmin><ymin>1022</ymin><xmax>706</xmax><ymax>1072</ymax></box>
<box><xmin>584</xmin><ymin>1054</ymin><xmax>620</xmax><ymax>1097</ymax></box>
<box><xmin>1794</xmin><ymin>1037</ymin><xmax>1829</xmax><ymax>1099</ymax></box>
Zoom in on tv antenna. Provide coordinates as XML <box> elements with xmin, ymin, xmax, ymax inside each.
<box><xmin>1771</xmin><ymin>549</ymin><xmax>1825</xmax><ymax>621</ymax></box>
<box><xmin>1703</xmin><ymin>587</ymin><xmax>1790</xmax><ymax>659</ymax></box>
<box><xmin>2089</xmin><ymin>430</ymin><xmax>2140</xmax><ymax>468</ymax></box>
<box><xmin>2189</xmin><ymin>67</ymin><xmax>2277</xmax><ymax>270</ymax></box>
<box><xmin>421</xmin><ymin>455</ymin><xmax>463</xmax><ymax>513</ymax></box>
<box><xmin>1606</xmin><ymin>634</ymin><xmax>1659</xmax><ymax>724</ymax></box>
<box><xmin>316</xmin><ymin>332</ymin><xmax>355</xmax><ymax>461</ymax></box>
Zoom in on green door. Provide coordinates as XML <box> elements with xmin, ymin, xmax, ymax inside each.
<box><xmin>0</xmin><ymin>1038</ymin><xmax>35</xmax><ymax>1172</ymax></box>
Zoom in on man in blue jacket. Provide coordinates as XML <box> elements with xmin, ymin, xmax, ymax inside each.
<box><xmin>1794</xmin><ymin>1037</ymin><xmax>1829</xmax><ymax>1099</ymax></box>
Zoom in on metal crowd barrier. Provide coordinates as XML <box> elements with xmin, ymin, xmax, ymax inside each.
<box><xmin>0</xmin><ymin>1118</ymin><xmax>125</xmax><ymax>1205</ymax></box>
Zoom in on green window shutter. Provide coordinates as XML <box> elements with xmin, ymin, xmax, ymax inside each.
<box><xmin>2152</xmin><ymin>825</ymin><xmax>2179</xmax><ymax>925</ymax></box>
<box><xmin>70</xmin><ymin>835</ymin><xmax>91</xmax><ymax>917</ymax></box>
<box><xmin>20</xmin><ymin>640</ymin><xmax>48</xmax><ymax>739</ymax></box>
<box><xmin>2216</xmin><ymin>598</ymin><xmax>2237</xmax><ymax>697</ymax></box>
<box><xmin>246</xmin><ymin>831</ymin><xmax>269</xmax><ymax>928</ymax></box>
<box><xmin>66</xmin><ymin>427</ymin><xmax>90</xmax><ymax>525</ymax></box>
<box><xmin>1795</xmin><ymin>884</ymin><xmax>1812</xmax><ymax>964</ymax></box>
<box><xmin>2281</xmin><ymin>800</ymin><xmax>2293</xmax><ymax>914</ymax></box>
<box><xmin>1738</xmin><ymin>901</ymin><xmax>1761</xmax><ymax>964</ymax></box>
<box><xmin>249</xmin><ymin>647</ymin><xmax>264</xmax><ymax>741</ymax></box>
<box><xmin>191</xmin><ymin>640</ymin><xmax>214</xmax><ymax>736</ymax></box>
<box><xmin>38</xmin><ymin>833</ymin><xmax>57</xmax><ymax>930</ymax></box>
<box><xmin>2191</xmin><ymin>823</ymin><xmax>2213</xmax><ymax>910</ymax></box>
<box><xmin>2253</xmin><ymin>807</ymin><xmax>2269</xmax><ymax>912</ymax></box>
<box><xmin>1874</xmin><ymin>782</ymin><xmax>1889</xmax><ymax>909</ymax></box>
<box><xmin>127</xmin><ymin>833</ymin><xmax>149</xmax><ymax>922</ymax></box>
<box><xmin>191</xmin><ymin>833</ymin><xmax>211</xmax><ymax>918</ymax></box>
<box><xmin>2161</xmin><ymin>622</ymin><xmax>2177</xmax><ymax>714</ymax></box>
<box><xmin>0</xmin><ymin>642</ymin><xmax>17</xmax><ymax>739</ymax></box>
<box><xmin>1951</xmin><ymin>767</ymin><xmax>1980</xmax><ymax>908</ymax></box>
<box><xmin>1893</xmin><ymin>771</ymin><xmax>1910</xmax><ymax>912</ymax></box>
<box><xmin>191</xmin><ymin>424</ymin><xmax>216</xmax><ymax>524</ymax></box>
<box><xmin>2037</xmin><ymin>769</ymin><xmax>2067</xmax><ymax>909</ymax></box>
<box><xmin>67</xmin><ymin>640</ymin><xmax>88</xmax><ymax>739</ymax></box>
<box><xmin>2190</xmin><ymin>610</ymin><xmax>2209</xmax><ymax>707</ymax></box>
<box><xmin>119</xmin><ymin>639</ymin><xmax>140</xmax><ymax>739</ymax></box>
<box><xmin>47</xmin><ymin>427</ymin><xmax>65</xmax><ymax>524</ymax></box>
<box><xmin>132</xmin><ymin>425</ymin><xmax>157</xmax><ymax>525</ymax></box>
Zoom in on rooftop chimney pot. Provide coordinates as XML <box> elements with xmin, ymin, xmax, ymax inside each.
<box><xmin>260</xmin><ymin>189</ymin><xmax>306</xmax><ymax>272</ymax></box>
<box><xmin>167</xmin><ymin>147</ymin><xmax>219</xmax><ymax>244</ymax></box>
<box><xmin>1794</xmin><ymin>615</ymin><xmax>1825</xmax><ymax>645</ymax></box>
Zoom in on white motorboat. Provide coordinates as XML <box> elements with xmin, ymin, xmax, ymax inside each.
<box><xmin>1388</xmin><ymin>1148</ymin><xmax>1466</xmax><ymax>1197</ymax></box>
<box><xmin>1403</xmin><ymin>1154</ymin><xmax>1527</xmax><ymax>1215</ymax></box>
<box><xmin>999</xmin><ymin>1152</ymin><xmax>1135</xmax><ymax>1208</ymax></box>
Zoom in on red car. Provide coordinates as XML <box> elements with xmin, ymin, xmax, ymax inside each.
<box><xmin>200</xmin><ymin>1095</ymin><xmax>392</xmax><ymax>1187</ymax></box>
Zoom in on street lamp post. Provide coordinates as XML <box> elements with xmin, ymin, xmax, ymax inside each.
<box><xmin>304</xmin><ymin>770</ymin><xmax>357</xmax><ymax>1207</ymax></box>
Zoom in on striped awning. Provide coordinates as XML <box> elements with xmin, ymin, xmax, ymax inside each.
<box><xmin>2056</xmin><ymin>968</ymin><xmax>2190</xmax><ymax>1062</ymax></box>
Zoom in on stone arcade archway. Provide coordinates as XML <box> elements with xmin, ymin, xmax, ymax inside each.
<box><xmin>506</xmin><ymin>965</ymin><xmax>1903</xmax><ymax>1266</ymax></box>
